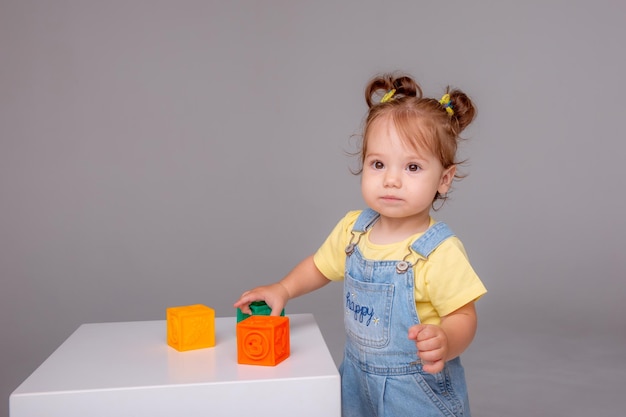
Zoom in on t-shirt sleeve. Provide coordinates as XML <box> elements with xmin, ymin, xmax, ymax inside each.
<box><xmin>419</xmin><ymin>237</ymin><xmax>487</xmax><ymax>317</ymax></box>
<box><xmin>313</xmin><ymin>211</ymin><xmax>361</xmax><ymax>281</ymax></box>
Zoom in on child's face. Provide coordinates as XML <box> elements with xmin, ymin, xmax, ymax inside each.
<box><xmin>361</xmin><ymin>117</ymin><xmax>455</xmax><ymax>230</ymax></box>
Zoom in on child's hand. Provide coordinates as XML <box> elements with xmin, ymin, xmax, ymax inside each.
<box><xmin>233</xmin><ymin>283</ymin><xmax>290</xmax><ymax>316</ymax></box>
<box><xmin>408</xmin><ymin>324</ymin><xmax>448</xmax><ymax>374</ymax></box>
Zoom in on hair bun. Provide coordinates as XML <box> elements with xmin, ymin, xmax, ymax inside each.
<box><xmin>447</xmin><ymin>88</ymin><xmax>476</xmax><ymax>132</ymax></box>
<box><xmin>365</xmin><ymin>73</ymin><xmax>423</xmax><ymax>108</ymax></box>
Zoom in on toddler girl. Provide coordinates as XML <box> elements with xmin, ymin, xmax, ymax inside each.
<box><xmin>234</xmin><ymin>72</ymin><xmax>487</xmax><ymax>417</ymax></box>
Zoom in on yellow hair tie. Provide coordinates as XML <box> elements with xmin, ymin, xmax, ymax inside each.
<box><xmin>439</xmin><ymin>94</ymin><xmax>454</xmax><ymax>116</ymax></box>
<box><xmin>380</xmin><ymin>89</ymin><xmax>396</xmax><ymax>103</ymax></box>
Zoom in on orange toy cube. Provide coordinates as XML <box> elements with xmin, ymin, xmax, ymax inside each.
<box><xmin>237</xmin><ymin>315</ymin><xmax>290</xmax><ymax>366</ymax></box>
<box><xmin>167</xmin><ymin>304</ymin><xmax>215</xmax><ymax>351</ymax></box>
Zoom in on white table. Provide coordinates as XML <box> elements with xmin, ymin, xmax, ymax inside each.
<box><xmin>10</xmin><ymin>314</ymin><xmax>340</xmax><ymax>417</ymax></box>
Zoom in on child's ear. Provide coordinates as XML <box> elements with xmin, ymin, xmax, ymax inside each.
<box><xmin>438</xmin><ymin>165</ymin><xmax>456</xmax><ymax>194</ymax></box>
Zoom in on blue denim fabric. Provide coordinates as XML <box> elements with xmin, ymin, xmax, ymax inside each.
<box><xmin>340</xmin><ymin>209</ymin><xmax>471</xmax><ymax>417</ymax></box>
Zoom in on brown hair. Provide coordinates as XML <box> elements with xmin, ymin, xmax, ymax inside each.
<box><xmin>355</xmin><ymin>72</ymin><xmax>477</xmax><ymax>204</ymax></box>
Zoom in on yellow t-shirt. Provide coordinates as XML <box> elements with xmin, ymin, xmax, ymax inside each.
<box><xmin>313</xmin><ymin>210</ymin><xmax>487</xmax><ymax>326</ymax></box>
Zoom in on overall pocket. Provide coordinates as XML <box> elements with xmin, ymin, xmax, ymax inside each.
<box><xmin>411</xmin><ymin>367</ymin><xmax>464</xmax><ymax>417</ymax></box>
<box><xmin>344</xmin><ymin>273</ymin><xmax>394</xmax><ymax>348</ymax></box>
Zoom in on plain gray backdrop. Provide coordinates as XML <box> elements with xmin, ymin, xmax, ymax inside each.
<box><xmin>1</xmin><ymin>1</ymin><xmax>625</xmax><ymax>416</ymax></box>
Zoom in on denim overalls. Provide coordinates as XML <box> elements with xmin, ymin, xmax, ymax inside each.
<box><xmin>340</xmin><ymin>209</ymin><xmax>471</xmax><ymax>417</ymax></box>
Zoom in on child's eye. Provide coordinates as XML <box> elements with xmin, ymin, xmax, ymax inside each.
<box><xmin>372</xmin><ymin>161</ymin><xmax>385</xmax><ymax>170</ymax></box>
<box><xmin>407</xmin><ymin>163</ymin><xmax>421</xmax><ymax>172</ymax></box>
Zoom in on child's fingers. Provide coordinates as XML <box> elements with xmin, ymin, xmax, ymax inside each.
<box><xmin>233</xmin><ymin>291</ymin><xmax>259</xmax><ymax>314</ymax></box>
<box><xmin>233</xmin><ymin>301</ymin><xmax>252</xmax><ymax>314</ymax></box>
<box><xmin>269</xmin><ymin>304</ymin><xmax>284</xmax><ymax>316</ymax></box>
<box><xmin>408</xmin><ymin>323</ymin><xmax>435</xmax><ymax>341</ymax></box>
<box><xmin>417</xmin><ymin>346</ymin><xmax>443</xmax><ymax>363</ymax></box>
<box><xmin>407</xmin><ymin>324</ymin><xmax>425</xmax><ymax>340</ymax></box>
<box><xmin>420</xmin><ymin>359</ymin><xmax>444</xmax><ymax>374</ymax></box>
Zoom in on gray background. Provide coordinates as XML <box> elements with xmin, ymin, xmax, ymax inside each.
<box><xmin>1</xmin><ymin>1</ymin><xmax>625</xmax><ymax>416</ymax></box>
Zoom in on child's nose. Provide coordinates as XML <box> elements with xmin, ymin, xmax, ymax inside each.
<box><xmin>383</xmin><ymin>169</ymin><xmax>401</xmax><ymax>188</ymax></box>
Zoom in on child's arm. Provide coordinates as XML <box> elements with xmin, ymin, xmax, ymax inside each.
<box><xmin>233</xmin><ymin>254</ymin><xmax>331</xmax><ymax>316</ymax></box>
<box><xmin>407</xmin><ymin>302</ymin><xmax>478</xmax><ymax>374</ymax></box>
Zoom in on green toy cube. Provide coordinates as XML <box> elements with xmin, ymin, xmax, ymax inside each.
<box><xmin>237</xmin><ymin>301</ymin><xmax>285</xmax><ymax>323</ymax></box>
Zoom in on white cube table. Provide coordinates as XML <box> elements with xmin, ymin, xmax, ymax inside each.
<box><xmin>10</xmin><ymin>313</ymin><xmax>340</xmax><ymax>417</ymax></box>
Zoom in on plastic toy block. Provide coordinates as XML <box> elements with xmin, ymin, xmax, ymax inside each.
<box><xmin>237</xmin><ymin>315</ymin><xmax>290</xmax><ymax>366</ymax></box>
<box><xmin>236</xmin><ymin>300</ymin><xmax>285</xmax><ymax>323</ymax></box>
<box><xmin>167</xmin><ymin>304</ymin><xmax>215</xmax><ymax>351</ymax></box>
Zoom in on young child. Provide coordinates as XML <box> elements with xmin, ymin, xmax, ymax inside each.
<box><xmin>234</xmin><ymin>73</ymin><xmax>487</xmax><ymax>417</ymax></box>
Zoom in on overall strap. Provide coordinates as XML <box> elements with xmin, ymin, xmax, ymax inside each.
<box><xmin>352</xmin><ymin>208</ymin><xmax>380</xmax><ymax>233</ymax></box>
<box><xmin>345</xmin><ymin>209</ymin><xmax>380</xmax><ymax>256</ymax></box>
<box><xmin>410</xmin><ymin>222</ymin><xmax>455</xmax><ymax>258</ymax></box>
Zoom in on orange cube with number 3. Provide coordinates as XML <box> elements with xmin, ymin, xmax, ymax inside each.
<box><xmin>237</xmin><ymin>315</ymin><xmax>290</xmax><ymax>366</ymax></box>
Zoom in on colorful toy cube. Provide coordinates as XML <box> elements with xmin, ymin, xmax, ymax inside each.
<box><xmin>237</xmin><ymin>315</ymin><xmax>290</xmax><ymax>366</ymax></box>
<box><xmin>236</xmin><ymin>300</ymin><xmax>285</xmax><ymax>323</ymax></box>
<box><xmin>166</xmin><ymin>304</ymin><xmax>215</xmax><ymax>351</ymax></box>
